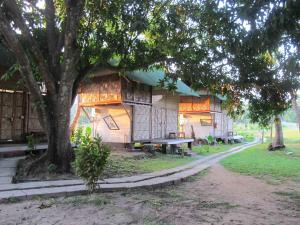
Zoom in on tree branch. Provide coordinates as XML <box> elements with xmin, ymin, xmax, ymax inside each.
<box><xmin>0</xmin><ymin>13</ymin><xmax>49</xmax><ymax>130</ymax></box>
<box><xmin>3</xmin><ymin>0</ymin><xmax>57</xmax><ymax>94</ymax></box>
<box><xmin>45</xmin><ymin>0</ymin><xmax>59</xmax><ymax>75</ymax></box>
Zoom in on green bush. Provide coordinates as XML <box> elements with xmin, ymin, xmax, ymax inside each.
<box><xmin>73</xmin><ymin>128</ymin><xmax>111</xmax><ymax>193</ymax></box>
<box><xmin>207</xmin><ymin>135</ymin><xmax>214</xmax><ymax>145</ymax></box>
<box><xmin>26</xmin><ymin>134</ymin><xmax>38</xmax><ymax>154</ymax></box>
<box><xmin>71</xmin><ymin>126</ymin><xmax>84</xmax><ymax>145</ymax></box>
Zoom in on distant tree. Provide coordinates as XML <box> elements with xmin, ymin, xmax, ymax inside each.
<box><xmin>192</xmin><ymin>0</ymin><xmax>300</xmax><ymax>149</ymax></box>
<box><xmin>291</xmin><ymin>91</ymin><xmax>300</xmax><ymax>132</ymax></box>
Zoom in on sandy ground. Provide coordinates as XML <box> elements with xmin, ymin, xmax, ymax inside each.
<box><xmin>1</xmin><ymin>164</ymin><xmax>300</xmax><ymax>225</ymax></box>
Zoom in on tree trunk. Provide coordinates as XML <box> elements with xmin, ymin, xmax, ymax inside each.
<box><xmin>291</xmin><ymin>91</ymin><xmax>300</xmax><ymax>132</ymax></box>
<box><xmin>44</xmin><ymin>82</ymin><xmax>74</xmax><ymax>173</ymax></box>
<box><xmin>270</xmin><ymin>122</ymin><xmax>273</xmax><ymax>143</ymax></box>
<box><xmin>270</xmin><ymin>116</ymin><xmax>285</xmax><ymax>150</ymax></box>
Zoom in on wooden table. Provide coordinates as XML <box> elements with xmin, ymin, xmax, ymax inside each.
<box><xmin>150</xmin><ymin>138</ymin><xmax>194</xmax><ymax>154</ymax></box>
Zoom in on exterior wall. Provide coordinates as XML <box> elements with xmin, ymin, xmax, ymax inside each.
<box><xmin>179</xmin><ymin>113</ymin><xmax>212</xmax><ymax>138</ymax></box>
<box><xmin>213</xmin><ymin>112</ymin><xmax>223</xmax><ymax>137</ymax></box>
<box><xmin>210</xmin><ymin>96</ymin><xmax>222</xmax><ymax>113</ymax></box>
<box><xmin>152</xmin><ymin>90</ymin><xmax>179</xmax><ymax>139</ymax></box>
<box><xmin>179</xmin><ymin>96</ymin><xmax>210</xmax><ymax>113</ymax></box>
<box><xmin>179</xmin><ymin>95</ymin><xmax>234</xmax><ymax>139</ymax></box>
<box><xmin>92</xmin><ymin>105</ymin><xmax>132</xmax><ymax>144</ymax></box>
<box><xmin>81</xmin><ymin>75</ymin><xmax>153</xmax><ymax>144</ymax></box>
<box><xmin>121</xmin><ymin>78</ymin><xmax>151</xmax><ymax>104</ymax></box>
<box><xmin>79</xmin><ymin>75</ymin><xmax>122</xmax><ymax>106</ymax></box>
<box><xmin>132</xmin><ymin>105</ymin><xmax>151</xmax><ymax>141</ymax></box>
<box><xmin>0</xmin><ymin>90</ymin><xmax>44</xmax><ymax>142</ymax></box>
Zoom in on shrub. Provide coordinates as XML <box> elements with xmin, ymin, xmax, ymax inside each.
<box><xmin>26</xmin><ymin>134</ymin><xmax>38</xmax><ymax>150</ymax></box>
<box><xmin>47</xmin><ymin>163</ymin><xmax>57</xmax><ymax>173</ymax></box>
<box><xmin>207</xmin><ymin>135</ymin><xmax>214</xmax><ymax>145</ymax></box>
<box><xmin>73</xmin><ymin>129</ymin><xmax>111</xmax><ymax>193</ymax></box>
<box><xmin>71</xmin><ymin>126</ymin><xmax>84</xmax><ymax>145</ymax></box>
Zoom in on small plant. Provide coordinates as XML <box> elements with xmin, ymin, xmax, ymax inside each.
<box><xmin>207</xmin><ymin>135</ymin><xmax>214</xmax><ymax>145</ymax></box>
<box><xmin>26</xmin><ymin>134</ymin><xmax>38</xmax><ymax>154</ymax></box>
<box><xmin>47</xmin><ymin>163</ymin><xmax>57</xmax><ymax>173</ymax></box>
<box><xmin>70</xmin><ymin>126</ymin><xmax>84</xmax><ymax>145</ymax></box>
<box><xmin>73</xmin><ymin>128</ymin><xmax>111</xmax><ymax>193</ymax></box>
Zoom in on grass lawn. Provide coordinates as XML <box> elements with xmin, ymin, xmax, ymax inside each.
<box><xmin>102</xmin><ymin>152</ymin><xmax>198</xmax><ymax>178</ymax></box>
<box><xmin>192</xmin><ymin>143</ymin><xmax>243</xmax><ymax>156</ymax></box>
<box><xmin>234</xmin><ymin>123</ymin><xmax>260</xmax><ymax>141</ymax></box>
<box><xmin>221</xmin><ymin>128</ymin><xmax>300</xmax><ymax>182</ymax></box>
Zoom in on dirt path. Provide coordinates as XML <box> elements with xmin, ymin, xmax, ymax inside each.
<box><xmin>1</xmin><ymin>164</ymin><xmax>299</xmax><ymax>225</ymax></box>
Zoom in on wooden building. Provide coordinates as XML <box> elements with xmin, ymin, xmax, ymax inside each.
<box><xmin>179</xmin><ymin>90</ymin><xmax>233</xmax><ymax>141</ymax></box>
<box><xmin>76</xmin><ymin>69</ymin><xmax>198</xmax><ymax>147</ymax></box>
<box><xmin>0</xmin><ymin>66</ymin><xmax>44</xmax><ymax>143</ymax></box>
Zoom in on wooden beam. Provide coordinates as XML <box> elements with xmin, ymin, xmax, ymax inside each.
<box><xmin>178</xmin><ymin>110</ymin><xmax>211</xmax><ymax>114</ymax></box>
<box><xmin>70</xmin><ymin>105</ymin><xmax>81</xmax><ymax>132</ymax></box>
<box><xmin>79</xmin><ymin>100</ymin><xmax>122</xmax><ymax>107</ymax></box>
<box><xmin>82</xmin><ymin>107</ymin><xmax>93</xmax><ymax>122</ymax></box>
<box><xmin>121</xmin><ymin>103</ymin><xmax>132</xmax><ymax>121</ymax></box>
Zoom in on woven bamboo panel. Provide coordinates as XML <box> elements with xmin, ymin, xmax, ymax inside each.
<box><xmin>80</xmin><ymin>76</ymin><xmax>122</xmax><ymax>105</ymax></box>
<box><xmin>121</xmin><ymin>78</ymin><xmax>134</xmax><ymax>101</ymax></box>
<box><xmin>151</xmin><ymin>107</ymin><xmax>166</xmax><ymax>139</ymax></box>
<box><xmin>122</xmin><ymin>78</ymin><xmax>151</xmax><ymax>104</ymax></box>
<box><xmin>0</xmin><ymin>92</ymin><xmax>13</xmax><ymax>140</ymax></box>
<box><xmin>179</xmin><ymin>96</ymin><xmax>210</xmax><ymax>112</ymax></box>
<box><xmin>132</xmin><ymin>105</ymin><xmax>151</xmax><ymax>141</ymax></box>
<box><xmin>166</xmin><ymin>109</ymin><xmax>178</xmax><ymax>135</ymax></box>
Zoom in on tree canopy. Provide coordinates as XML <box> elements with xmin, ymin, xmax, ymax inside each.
<box><xmin>0</xmin><ymin>0</ymin><xmax>299</xmax><ymax>170</ymax></box>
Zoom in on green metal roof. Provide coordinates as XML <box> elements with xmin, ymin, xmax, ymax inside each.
<box><xmin>125</xmin><ymin>69</ymin><xmax>199</xmax><ymax>97</ymax></box>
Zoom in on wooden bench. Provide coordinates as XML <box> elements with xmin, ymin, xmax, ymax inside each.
<box><xmin>150</xmin><ymin>138</ymin><xmax>194</xmax><ymax>154</ymax></box>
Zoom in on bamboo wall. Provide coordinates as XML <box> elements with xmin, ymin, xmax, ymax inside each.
<box><xmin>93</xmin><ymin>105</ymin><xmax>132</xmax><ymax>144</ymax></box>
<box><xmin>152</xmin><ymin>90</ymin><xmax>179</xmax><ymax>139</ymax></box>
<box><xmin>121</xmin><ymin>78</ymin><xmax>151</xmax><ymax>104</ymax></box>
<box><xmin>180</xmin><ymin>113</ymin><xmax>213</xmax><ymax>138</ymax></box>
<box><xmin>0</xmin><ymin>90</ymin><xmax>44</xmax><ymax>142</ymax></box>
<box><xmin>179</xmin><ymin>96</ymin><xmax>210</xmax><ymax>113</ymax></box>
<box><xmin>210</xmin><ymin>96</ymin><xmax>222</xmax><ymax>112</ymax></box>
<box><xmin>79</xmin><ymin>75</ymin><xmax>152</xmax><ymax>106</ymax></box>
<box><xmin>132</xmin><ymin>105</ymin><xmax>151</xmax><ymax>141</ymax></box>
<box><xmin>79</xmin><ymin>76</ymin><xmax>122</xmax><ymax>106</ymax></box>
<box><xmin>179</xmin><ymin>95</ymin><xmax>233</xmax><ymax>139</ymax></box>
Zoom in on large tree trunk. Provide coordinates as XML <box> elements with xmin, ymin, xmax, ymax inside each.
<box><xmin>45</xmin><ymin>82</ymin><xmax>73</xmax><ymax>172</ymax></box>
<box><xmin>270</xmin><ymin>116</ymin><xmax>285</xmax><ymax>150</ymax></box>
<box><xmin>291</xmin><ymin>91</ymin><xmax>300</xmax><ymax>132</ymax></box>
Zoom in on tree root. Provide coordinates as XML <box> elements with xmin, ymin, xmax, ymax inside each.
<box><xmin>268</xmin><ymin>144</ymin><xmax>286</xmax><ymax>151</ymax></box>
<box><xmin>25</xmin><ymin>153</ymin><xmax>50</xmax><ymax>176</ymax></box>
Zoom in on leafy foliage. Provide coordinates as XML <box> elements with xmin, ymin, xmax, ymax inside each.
<box><xmin>70</xmin><ymin>126</ymin><xmax>84</xmax><ymax>145</ymax></box>
<box><xmin>73</xmin><ymin>128</ymin><xmax>111</xmax><ymax>193</ymax></box>
<box><xmin>207</xmin><ymin>135</ymin><xmax>214</xmax><ymax>145</ymax></box>
<box><xmin>26</xmin><ymin>134</ymin><xmax>38</xmax><ymax>153</ymax></box>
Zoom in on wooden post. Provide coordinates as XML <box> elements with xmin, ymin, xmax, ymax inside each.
<box><xmin>70</xmin><ymin>96</ymin><xmax>82</xmax><ymax>133</ymax></box>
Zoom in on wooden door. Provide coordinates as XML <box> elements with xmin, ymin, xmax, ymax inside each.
<box><xmin>0</xmin><ymin>91</ymin><xmax>25</xmax><ymax>142</ymax></box>
<box><xmin>152</xmin><ymin>107</ymin><xmax>166</xmax><ymax>139</ymax></box>
<box><xmin>132</xmin><ymin>105</ymin><xmax>151</xmax><ymax>141</ymax></box>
